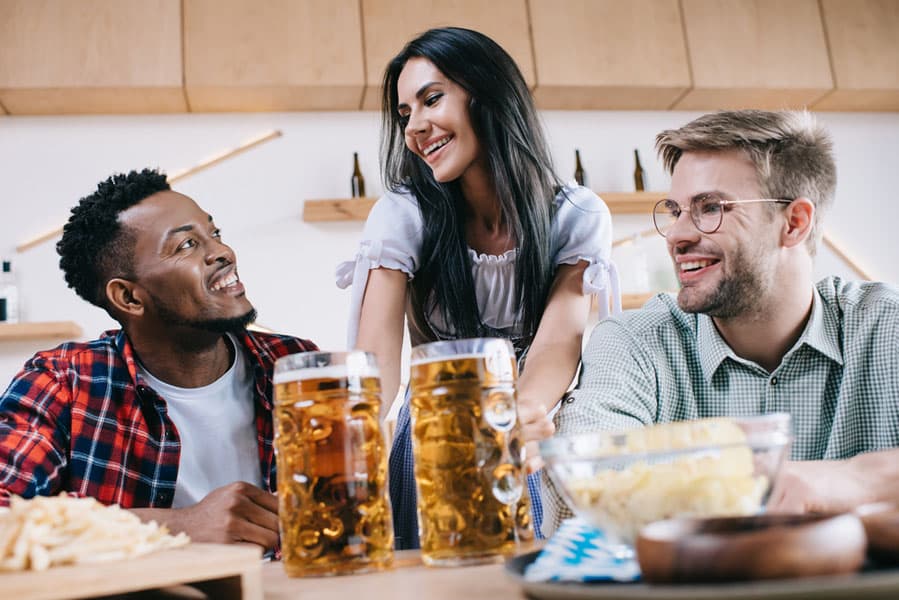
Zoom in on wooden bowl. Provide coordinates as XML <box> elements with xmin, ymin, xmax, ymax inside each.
<box><xmin>636</xmin><ymin>513</ymin><xmax>866</xmax><ymax>583</ymax></box>
<box><xmin>857</xmin><ymin>502</ymin><xmax>899</xmax><ymax>564</ymax></box>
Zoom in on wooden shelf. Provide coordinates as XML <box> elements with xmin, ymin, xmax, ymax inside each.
<box><xmin>601</xmin><ymin>191</ymin><xmax>666</xmax><ymax>214</ymax></box>
<box><xmin>0</xmin><ymin>321</ymin><xmax>83</xmax><ymax>342</ymax></box>
<box><xmin>302</xmin><ymin>191</ymin><xmax>664</xmax><ymax>222</ymax></box>
<box><xmin>303</xmin><ymin>197</ymin><xmax>377</xmax><ymax>222</ymax></box>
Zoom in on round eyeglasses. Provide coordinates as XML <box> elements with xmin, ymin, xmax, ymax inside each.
<box><xmin>652</xmin><ymin>195</ymin><xmax>792</xmax><ymax>237</ymax></box>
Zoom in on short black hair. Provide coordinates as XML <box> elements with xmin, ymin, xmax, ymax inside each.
<box><xmin>58</xmin><ymin>169</ymin><xmax>170</xmax><ymax>309</ymax></box>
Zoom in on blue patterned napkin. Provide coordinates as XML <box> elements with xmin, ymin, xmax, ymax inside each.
<box><xmin>523</xmin><ymin>518</ymin><xmax>641</xmax><ymax>583</ymax></box>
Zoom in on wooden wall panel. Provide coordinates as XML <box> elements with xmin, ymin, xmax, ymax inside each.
<box><xmin>814</xmin><ymin>0</ymin><xmax>899</xmax><ymax>111</ymax></box>
<box><xmin>183</xmin><ymin>0</ymin><xmax>365</xmax><ymax>111</ymax></box>
<box><xmin>530</xmin><ymin>0</ymin><xmax>690</xmax><ymax>110</ymax></box>
<box><xmin>360</xmin><ymin>0</ymin><xmax>534</xmax><ymax>110</ymax></box>
<box><xmin>674</xmin><ymin>0</ymin><xmax>833</xmax><ymax>110</ymax></box>
<box><xmin>0</xmin><ymin>0</ymin><xmax>185</xmax><ymax>114</ymax></box>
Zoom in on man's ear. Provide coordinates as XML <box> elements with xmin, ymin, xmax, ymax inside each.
<box><xmin>781</xmin><ymin>197</ymin><xmax>815</xmax><ymax>249</ymax></box>
<box><xmin>105</xmin><ymin>278</ymin><xmax>145</xmax><ymax>317</ymax></box>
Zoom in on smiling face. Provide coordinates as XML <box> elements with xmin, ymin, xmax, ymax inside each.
<box><xmin>396</xmin><ymin>57</ymin><xmax>484</xmax><ymax>184</ymax></box>
<box><xmin>118</xmin><ymin>191</ymin><xmax>255</xmax><ymax>332</ymax></box>
<box><xmin>666</xmin><ymin>150</ymin><xmax>782</xmax><ymax>318</ymax></box>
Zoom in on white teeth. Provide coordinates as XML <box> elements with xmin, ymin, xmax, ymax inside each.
<box><xmin>211</xmin><ymin>273</ymin><xmax>238</xmax><ymax>291</ymax></box>
<box><xmin>423</xmin><ymin>136</ymin><xmax>451</xmax><ymax>156</ymax></box>
<box><xmin>681</xmin><ymin>260</ymin><xmax>714</xmax><ymax>272</ymax></box>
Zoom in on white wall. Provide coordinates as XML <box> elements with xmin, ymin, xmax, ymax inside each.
<box><xmin>1</xmin><ymin>110</ymin><xmax>897</xmax><ymax>384</ymax></box>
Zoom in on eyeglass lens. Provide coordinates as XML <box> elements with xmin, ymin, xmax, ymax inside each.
<box><xmin>653</xmin><ymin>195</ymin><xmax>724</xmax><ymax>236</ymax></box>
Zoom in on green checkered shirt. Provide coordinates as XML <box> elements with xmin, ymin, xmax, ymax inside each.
<box><xmin>543</xmin><ymin>276</ymin><xmax>899</xmax><ymax>535</ymax></box>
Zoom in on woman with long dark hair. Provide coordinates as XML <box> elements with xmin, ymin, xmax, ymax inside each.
<box><xmin>337</xmin><ymin>27</ymin><xmax>619</xmax><ymax>548</ymax></box>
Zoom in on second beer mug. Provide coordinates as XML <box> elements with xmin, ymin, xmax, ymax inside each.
<box><xmin>409</xmin><ymin>338</ymin><xmax>534</xmax><ymax>567</ymax></box>
<box><xmin>273</xmin><ymin>351</ymin><xmax>393</xmax><ymax>576</ymax></box>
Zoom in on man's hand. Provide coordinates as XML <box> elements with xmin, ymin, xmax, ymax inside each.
<box><xmin>767</xmin><ymin>459</ymin><xmax>875</xmax><ymax>514</ymax></box>
<box><xmin>518</xmin><ymin>401</ymin><xmax>555</xmax><ymax>474</ymax></box>
<box><xmin>133</xmin><ymin>482</ymin><xmax>280</xmax><ymax>549</ymax></box>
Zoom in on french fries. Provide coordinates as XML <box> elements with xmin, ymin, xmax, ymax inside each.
<box><xmin>0</xmin><ymin>494</ymin><xmax>189</xmax><ymax>572</ymax></box>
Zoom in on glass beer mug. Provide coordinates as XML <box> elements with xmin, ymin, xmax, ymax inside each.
<box><xmin>273</xmin><ymin>351</ymin><xmax>393</xmax><ymax>576</ymax></box>
<box><xmin>409</xmin><ymin>338</ymin><xmax>534</xmax><ymax>567</ymax></box>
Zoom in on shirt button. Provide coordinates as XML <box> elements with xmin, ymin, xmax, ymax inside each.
<box><xmin>164</xmin><ymin>430</ymin><xmax>175</xmax><ymax>441</ymax></box>
<box><xmin>770</xmin><ymin>376</ymin><xmax>779</xmax><ymax>386</ymax></box>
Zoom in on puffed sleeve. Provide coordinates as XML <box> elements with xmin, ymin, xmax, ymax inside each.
<box><xmin>551</xmin><ymin>185</ymin><xmax>621</xmax><ymax>319</ymax></box>
<box><xmin>335</xmin><ymin>189</ymin><xmax>424</xmax><ymax>348</ymax></box>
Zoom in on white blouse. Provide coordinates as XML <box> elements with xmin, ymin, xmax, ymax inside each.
<box><xmin>336</xmin><ymin>184</ymin><xmax>620</xmax><ymax>347</ymax></box>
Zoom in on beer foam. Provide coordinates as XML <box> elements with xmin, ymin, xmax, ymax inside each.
<box><xmin>410</xmin><ymin>353</ymin><xmax>487</xmax><ymax>367</ymax></box>
<box><xmin>274</xmin><ymin>364</ymin><xmax>380</xmax><ymax>384</ymax></box>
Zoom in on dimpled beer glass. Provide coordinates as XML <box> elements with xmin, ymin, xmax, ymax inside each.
<box><xmin>409</xmin><ymin>338</ymin><xmax>534</xmax><ymax>567</ymax></box>
<box><xmin>273</xmin><ymin>351</ymin><xmax>393</xmax><ymax>576</ymax></box>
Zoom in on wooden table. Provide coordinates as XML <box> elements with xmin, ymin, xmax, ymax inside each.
<box><xmin>262</xmin><ymin>550</ymin><xmax>527</xmax><ymax>600</ymax></box>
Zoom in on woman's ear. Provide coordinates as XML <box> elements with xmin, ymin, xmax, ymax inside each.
<box><xmin>781</xmin><ymin>197</ymin><xmax>815</xmax><ymax>249</ymax></box>
<box><xmin>105</xmin><ymin>278</ymin><xmax>145</xmax><ymax>318</ymax></box>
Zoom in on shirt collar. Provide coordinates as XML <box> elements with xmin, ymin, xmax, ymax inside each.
<box><xmin>796</xmin><ymin>287</ymin><xmax>844</xmax><ymax>366</ymax></box>
<box><xmin>697</xmin><ymin>315</ymin><xmax>738</xmax><ymax>382</ymax></box>
<box><xmin>111</xmin><ymin>329</ymin><xmax>273</xmax><ymax>408</ymax></box>
<box><xmin>696</xmin><ymin>287</ymin><xmax>844</xmax><ymax>382</ymax></box>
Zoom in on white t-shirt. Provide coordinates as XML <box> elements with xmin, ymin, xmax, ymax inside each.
<box><xmin>336</xmin><ymin>183</ymin><xmax>620</xmax><ymax>347</ymax></box>
<box><xmin>136</xmin><ymin>334</ymin><xmax>262</xmax><ymax>509</ymax></box>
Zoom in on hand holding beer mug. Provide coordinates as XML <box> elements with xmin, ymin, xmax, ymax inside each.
<box><xmin>410</xmin><ymin>338</ymin><xmax>534</xmax><ymax>567</ymax></box>
<box><xmin>273</xmin><ymin>351</ymin><xmax>393</xmax><ymax>576</ymax></box>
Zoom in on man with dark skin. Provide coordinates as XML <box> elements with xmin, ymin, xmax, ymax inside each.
<box><xmin>0</xmin><ymin>169</ymin><xmax>316</xmax><ymax>550</ymax></box>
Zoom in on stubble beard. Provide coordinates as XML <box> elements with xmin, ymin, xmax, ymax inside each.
<box><xmin>151</xmin><ymin>293</ymin><xmax>258</xmax><ymax>334</ymax></box>
<box><xmin>677</xmin><ymin>243</ymin><xmax>774</xmax><ymax>319</ymax></box>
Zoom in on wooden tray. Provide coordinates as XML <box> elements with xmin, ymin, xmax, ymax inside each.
<box><xmin>1</xmin><ymin>543</ymin><xmax>262</xmax><ymax>600</ymax></box>
<box><xmin>507</xmin><ymin>550</ymin><xmax>899</xmax><ymax>600</ymax></box>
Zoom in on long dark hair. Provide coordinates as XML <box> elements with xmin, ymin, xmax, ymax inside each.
<box><xmin>381</xmin><ymin>27</ymin><xmax>559</xmax><ymax>339</ymax></box>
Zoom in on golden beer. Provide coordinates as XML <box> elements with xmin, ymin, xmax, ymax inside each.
<box><xmin>410</xmin><ymin>340</ymin><xmax>534</xmax><ymax>567</ymax></box>
<box><xmin>274</xmin><ymin>353</ymin><xmax>393</xmax><ymax>576</ymax></box>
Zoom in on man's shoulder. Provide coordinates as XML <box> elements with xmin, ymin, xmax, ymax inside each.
<box><xmin>26</xmin><ymin>332</ymin><xmax>123</xmax><ymax>371</ymax></box>
<box><xmin>816</xmin><ymin>276</ymin><xmax>899</xmax><ymax>322</ymax></box>
<box><xmin>240</xmin><ymin>330</ymin><xmax>318</xmax><ymax>361</ymax></box>
<box><xmin>603</xmin><ymin>292</ymin><xmax>697</xmax><ymax>342</ymax></box>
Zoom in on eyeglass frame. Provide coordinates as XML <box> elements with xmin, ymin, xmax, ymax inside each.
<box><xmin>652</xmin><ymin>195</ymin><xmax>793</xmax><ymax>238</ymax></box>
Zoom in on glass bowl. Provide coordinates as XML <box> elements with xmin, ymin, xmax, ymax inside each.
<box><xmin>540</xmin><ymin>414</ymin><xmax>792</xmax><ymax>551</ymax></box>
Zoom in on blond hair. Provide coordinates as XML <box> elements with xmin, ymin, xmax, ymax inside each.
<box><xmin>656</xmin><ymin>110</ymin><xmax>836</xmax><ymax>255</ymax></box>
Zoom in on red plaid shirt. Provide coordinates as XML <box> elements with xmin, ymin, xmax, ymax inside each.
<box><xmin>0</xmin><ymin>329</ymin><xmax>317</xmax><ymax>507</ymax></box>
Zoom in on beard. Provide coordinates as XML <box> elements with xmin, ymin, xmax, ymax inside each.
<box><xmin>151</xmin><ymin>293</ymin><xmax>257</xmax><ymax>333</ymax></box>
<box><xmin>677</xmin><ymin>241</ymin><xmax>775</xmax><ymax>319</ymax></box>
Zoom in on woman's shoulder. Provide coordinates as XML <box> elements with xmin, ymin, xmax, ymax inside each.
<box><xmin>364</xmin><ymin>186</ymin><xmax>423</xmax><ymax>236</ymax></box>
<box><xmin>550</xmin><ymin>183</ymin><xmax>613</xmax><ymax>260</ymax></box>
<box><xmin>552</xmin><ymin>183</ymin><xmax>610</xmax><ymax>216</ymax></box>
<box><xmin>370</xmin><ymin>186</ymin><xmax>421</xmax><ymax>218</ymax></box>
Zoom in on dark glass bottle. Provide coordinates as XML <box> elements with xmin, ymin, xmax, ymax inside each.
<box><xmin>574</xmin><ymin>149</ymin><xmax>587</xmax><ymax>187</ymax></box>
<box><xmin>351</xmin><ymin>152</ymin><xmax>366</xmax><ymax>198</ymax></box>
<box><xmin>634</xmin><ymin>149</ymin><xmax>645</xmax><ymax>192</ymax></box>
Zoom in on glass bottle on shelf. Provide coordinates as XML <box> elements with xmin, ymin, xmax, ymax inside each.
<box><xmin>633</xmin><ymin>149</ymin><xmax>646</xmax><ymax>192</ymax></box>
<box><xmin>0</xmin><ymin>260</ymin><xmax>20</xmax><ymax>323</ymax></box>
<box><xmin>573</xmin><ymin>149</ymin><xmax>587</xmax><ymax>187</ymax></box>
<box><xmin>351</xmin><ymin>152</ymin><xmax>366</xmax><ymax>198</ymax></box>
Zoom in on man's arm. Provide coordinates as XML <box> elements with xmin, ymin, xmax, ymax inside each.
<box><xmin>555</xmin><ymin>317</ymin><xmax>658</xmax><ymax>436</ymax></box>
<box><xmin>542</xmin><ymin>315</ymin><xmax>659</xmax><ymax>536</ymax></box>
<box><xmin>0</xmin><ymin>359</ymin><xmax>71</xmax><ymax>504</ymax></box>
<box><xmin>769</xmin><ymin>449</ymin><xmax>899</xmax><ymax>514</ymax></box>
<box><xmin>131</xmin><ymin>481</ymin><xmax>280</xmax><ymax>549</ymax></box>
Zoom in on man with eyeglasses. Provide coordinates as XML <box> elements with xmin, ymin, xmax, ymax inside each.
<box><xmin>543</xmin><ymin>109</ymin><xmax>899</xmax><ymax>535</ymax></box>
